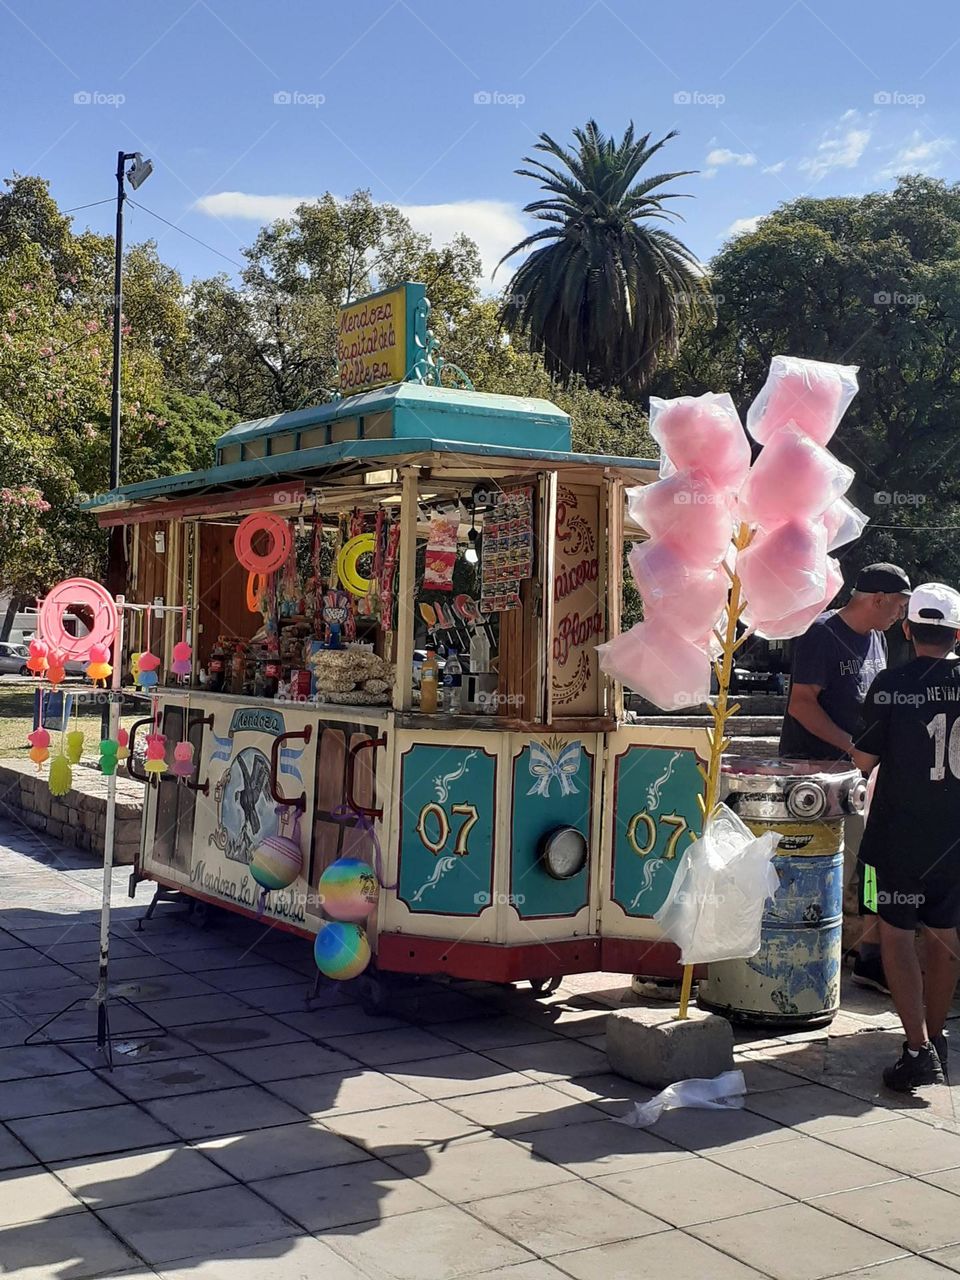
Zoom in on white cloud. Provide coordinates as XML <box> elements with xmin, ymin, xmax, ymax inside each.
<box><xmin>799</xmin><ymin>113</ymin><xmax>871</xmax><ymax>182</ymax></box>
<box><xmin>700</xmin><ymin>167</ymin><xmax>718</xmax><ymax>180</ymax></box>
<box><xmin>877</xmin><ymin>131</ymin><xmax>953</xmax><ymax>179</ymax></box>
<box><xmin>194</xmin><ymin>193</ymin><xmax>527</xmax><ymax>285</ymax></box>
<box><xmin>705</xmin><ymin>147</ymin><xmax>757</xmax><ymax>167</ymax></box>
<box><xmin>763</xmin><ymin>160</ymin><xmax>785</xmax><ymax>175</ymax></box>
<box><xmin>725</xmin><ymin>214</ymin><xmax>766</xmax><ymax>238</ymax></box>
<box><xmin>398</xmin><ymin>200</ymin><xmax>527</xmax><ymax>283</ymax></box>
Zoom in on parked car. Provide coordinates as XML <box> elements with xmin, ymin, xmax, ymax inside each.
<box><xmin>0</xmin><ymin>641</ymin><xmax>30</xmax><ymax>676</ymax></box>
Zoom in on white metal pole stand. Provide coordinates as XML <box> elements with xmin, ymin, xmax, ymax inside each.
<box><xmin>25</xmin><ymin>594</ymin><xmax>165</xmax><ymax>1069</ymax></box>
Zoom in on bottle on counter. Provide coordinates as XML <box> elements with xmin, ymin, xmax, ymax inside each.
<box><xmin>419</xmin><ymin>646</ymin><xmax>439</xmax><ymax>714</ymax></box>
<box><xmin>443</xmin><ymin>649</ymin><xmax>463</xmax><ymax>715</ymax></box>
<box><xmin>263</xmin><ymin>658</ymin><xmax>280</xmax><ymax>700</ymax></box>
<box><xmin>469</xmin><ymin>630</ymin><xmax>490</xmax><ymax>674</ymax></box>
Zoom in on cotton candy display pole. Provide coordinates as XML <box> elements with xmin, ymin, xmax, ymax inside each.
<box><xmin>603</xmin><ymin>360</ymin><xmax>869</xmax><ymax>1021</ymax></box>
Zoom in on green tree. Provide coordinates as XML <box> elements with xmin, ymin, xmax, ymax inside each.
<box><xmin>497</xmin><ymin>121</ymin><xmax>712</xmax><ymax>397</ymax></box>
<box><xmin>659</xmin><ymin>175</ymin><xmax>960</xmax><ymax>584</ymax></box>
<box><xmin>0</xmin><ymin>175</ymin><xmax>225</xmax><ymax>596</ymax></box>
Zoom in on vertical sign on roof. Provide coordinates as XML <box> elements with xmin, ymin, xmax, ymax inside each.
<box><xmin>337</xmin><ymin>282</ymin><xmax>425</xmax><ymax>396</ymax></box>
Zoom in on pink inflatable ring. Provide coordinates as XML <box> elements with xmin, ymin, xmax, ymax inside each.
<box><xmin>39</xmin><ymin>578</ymin><xmax>118</xmax><ymax>659</ymax></box>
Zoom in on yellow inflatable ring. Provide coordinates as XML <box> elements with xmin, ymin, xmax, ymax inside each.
<box><xmin>337</xmin><ymin>533</ymin><xmax>375</xmax><ymax>596</ymax></box>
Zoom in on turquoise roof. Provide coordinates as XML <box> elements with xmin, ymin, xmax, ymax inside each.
<box><xmin>84</xmin><ymin>434</ymin><xmax>656</xmax><ymax>511</ymax></box>
<box><xmin>216</xmin><ymin>383</ymin><xmax>572</xmax><ymax>455</ymax></box>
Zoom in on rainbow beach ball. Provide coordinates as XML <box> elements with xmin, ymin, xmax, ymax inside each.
<box><xmin>250</xmin><ymin>833</ymin><xmax>303</xmax><ymax>893</ymax></box>
<box><xmin>314</xmin><ymin>921</ymin><xmax>371</xmax><ymax>980</ymax></box>
<box><xmin>319</xmin><ymin>857</ymin><xmax>380</xmax><ymax>922</ymax></box>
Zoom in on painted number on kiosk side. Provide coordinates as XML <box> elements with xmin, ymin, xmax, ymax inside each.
<box><xmin>626</xmin><ymin>809</ymin><xmax>689</xmax><ymax>860</ymax></box>
<box><xmin>416</xmin><ymin>802</ymin><xmax>479</xmax><ymax>857</ymax></box>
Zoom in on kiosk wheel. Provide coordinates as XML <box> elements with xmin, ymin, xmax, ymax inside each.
<box><xmin>357</xmin><ymin>971</ymin><xmax>390</xmax><ymax>1016</ymax></box>
<box><xmin>527</xmin><ymin>976</ymin><xmax>562</xmax><ymax>997</ymax></box>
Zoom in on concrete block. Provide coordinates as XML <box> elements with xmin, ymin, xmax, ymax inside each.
<box><xmin>607</xmin><ymin>1005</ymin><xmax>734</xmax><ymax>1089</ymax></box>
<box><xmin>50</xmin><ymin>800</ymin><xmax>70</xmax><ymax>824</ymax></box>
<box><xmin>35</xmin><ymin>789</ymin><xmax>52</xmax><ymax>817</ymax></box>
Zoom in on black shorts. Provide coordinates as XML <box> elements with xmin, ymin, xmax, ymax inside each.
<box><xmin>874</xmin><ymin>866</ymin><xmax>960</xmax><ymax>931</ymax></box>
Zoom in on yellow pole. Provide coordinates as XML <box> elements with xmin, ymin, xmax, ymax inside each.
<box><xmin>677</xmin><ymin>522</ymin><xmax>751</xmax><ymax>1020</ymax></box>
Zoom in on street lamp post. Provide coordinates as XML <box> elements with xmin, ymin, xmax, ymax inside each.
<box><xmin>109</xmin><ymin>150</ymin><xmax>152</xmax><ymax>491</ymax></box>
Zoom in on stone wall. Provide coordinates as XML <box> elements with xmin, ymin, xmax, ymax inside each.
<box><xmin>0</xmin><ymin>759</ymin><xmax>144</xmax><ymax>864</ymax></box>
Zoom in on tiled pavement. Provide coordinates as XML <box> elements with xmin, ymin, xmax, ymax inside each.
<box><xmin>2</xmin><ymin>821</ymin><xmax>960</xmax><ymax>1280</ymax></box>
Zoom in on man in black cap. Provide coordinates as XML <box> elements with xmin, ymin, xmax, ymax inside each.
<box><xmin>779</xmin><ymin>562</ymin><xmax>912</xmax><ymax>990</ymax></box>
<box><xmin>853</xmin><ymin>582</ymin><xmax>960</xmax><ymax>1091</ymax></box>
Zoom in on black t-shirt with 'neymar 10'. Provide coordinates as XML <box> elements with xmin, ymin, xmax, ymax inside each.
<box><xmin>779</xmin><ymin>611</ymin><xmax>888</xmax><ymax>760</ymax></box>
<box><xmin>855</xmin><ymin>656</ymin><xmax>960</xmax><ymax>877</ymax></box>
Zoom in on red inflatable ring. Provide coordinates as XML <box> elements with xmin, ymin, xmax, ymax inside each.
<box><xmin>39</xmin><ymin>578</ymin><xmax>118</xmax><ymax>659</ymax></box>
<box><xmin>234</xmin><ymin>513</ymin><xmax>292</xmax><ymax>574</ymax></box>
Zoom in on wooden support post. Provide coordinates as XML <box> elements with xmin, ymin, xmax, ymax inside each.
<box><xmin>393</xmin><ymin>468</ymin><xmax>419</xmax><ymax>711</ymax></box>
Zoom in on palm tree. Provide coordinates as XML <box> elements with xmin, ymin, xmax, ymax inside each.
<box><xmin>498</xmin><ymin>121</ymin><xmax>712</xmax><ymax>397</ymax></box>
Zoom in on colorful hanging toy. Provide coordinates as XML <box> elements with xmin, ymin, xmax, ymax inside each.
<box><xmin>26</xmin><ymin>639</ymin><xmax>48</xmax><ymax>676</ymax></box>
<box><xmin>48</xmin><ymin>750</ymin><xmax>72</xmax><ymax>796</ymax></box>
<box><xmin>99</xmin><ymin>739</ymin><xmax>120</xmax><ymax>777</ymax></box>
<box><xmin>116</xmin><ymin>727</ymin><xmax>130</xmax><ymax>763</ymax></box>
<box><xmin>314</xmin><ymin>921</ymin><xmax>371</xmax><ymax>980</ymax></box>
<box><xmin>137</xmin><ymin>651</ymin><xmax>160</xmax><ymax>688</ymax></box>
<box><xmin>46</xmin><ymin>649</ymin><xmax>66</xmax><ymax>690</ymax></box>
<box><xmin>318</xmin><ymin>857</ymin><xmax>380</xmax><ymax>923</ymax></box>
<box><xmin>171</xmin><ymin>641</ymin><xmax>192</xmax><ymax>680</ymax></box>
<box><xmin>85</xmin><ymin>642</ymin><xmax>112</xmax><ymax>686</ymax></box>
<box><xmin>250</xmin><ymin>805</ymin><xmax>304</xmax><ymax>915</ymax></box>
<box><xmin>171</xmin><ymin>741</ymin><xmax>195</xmax><ymax>779</ymax></box>
<box><xmin>144</xmin><ymin>732</ymin><xmax>167</xmax><ymax>775</ymax></box>
<box><xmin>66</xmin><ymin>729</ymin><xmax>84</xmax><ymax>765</ymax></box>
<box><xmin>136</xmin><ymin>607</ymin><xmax>160</xmax><ymax>688</ymax></box>
<box><xmin>26</xmin><ymin>727</ymin><xmax>49</xmax><ymax>769</ymax></box>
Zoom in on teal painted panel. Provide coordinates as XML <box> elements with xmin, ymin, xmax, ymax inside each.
<box><xmin>394</xmin><ymin>402</ymin><xmax>571</xmax><ymax>452</ymax></box>
<box><xmin>611</xmin><ymin>744</ymin><xmax>703</xmax><ymax>917</ymax></box>
<box><xmin>397</xmin><ymin>744</ymin><xmax>497</xmax><ymax>916</ymax></box>
<box><xmin>510</xmin><ymin>740</ymin><xmax>592</xmax><ymax>918</ymax></box>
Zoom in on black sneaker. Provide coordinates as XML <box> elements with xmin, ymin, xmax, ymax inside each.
<box><xmin>933</xmin><ymin>1030</ymin><xmax>950</xmax><ymax>1082</ymax></box>
<box><xmin>852</xmin><ymin>953</ymin><xmax>891</xmax><ymax>995</ymax></box>
<box><xmin>882</xmin><ymin>1042</ymin><xmax>945</xmax><ymax>1092</ymax></box>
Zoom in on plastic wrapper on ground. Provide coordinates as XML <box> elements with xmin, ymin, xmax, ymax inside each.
<box><xmin>737</xmin><ymin>422</ymin><xmax>853</xmax><ymax>526</ymax></box>
<box><xmin>735</xmin><ymin>519</ymin><xmax>828</xmax><ymax>622</ymax></box>
<box><xmin>654</xmin><ymin>804</ymin><xmax>781</xmax><ymax>965</ymax></box>
<box><xmin>747</xmin><ymin>355</ymin><xmax>859</xmax><ymax>446</ymax></box>
<box><xmin>618</xmin><ymin>1071</ymin><xmax>747</xmax><ymax>1128</ymax></box>
<box><xmin>626</xmin><ymin>471</ymin><xmax>734</xmax><ymax>567</ymax></box>
<box><xmin>597</xmin><ymin>619</ymin><xmax>712</xmax><ymax>711</ymax></box>
<box><xmin>649</xmin><ymin>393</ymin><xmax>752</xmax><ymax>493</ymax></box>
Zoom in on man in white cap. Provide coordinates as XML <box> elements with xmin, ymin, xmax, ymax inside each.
<box><xmin>780</xmin><ymin>562</ymin><xmax>912</xmax><ymax>993</ymax></box>
<box><xmin>853</xmin><ymin>582</ymin><xmax>960</xmax><ymax>1091</ymax></box>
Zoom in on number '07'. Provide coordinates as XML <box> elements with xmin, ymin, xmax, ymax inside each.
<box><xmin>926</xmin><ymin>713</ymin><xmax>960</xmax><ymax>781</ymax></box>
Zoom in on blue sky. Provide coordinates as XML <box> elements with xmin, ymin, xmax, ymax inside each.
<box><xmin>4</xmin><ymin>0</ymin><xmax>959</xmax><ymax>289</ymax></box>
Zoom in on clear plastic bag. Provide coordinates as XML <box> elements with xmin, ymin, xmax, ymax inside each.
<box><xmin>654</xmin><ymin>804</ymin><xmax>780</xmax><ymax>965</ymax></box>
<box><xmin>618</xmin><ymin>1071</ymin><xmax>746</xmax><ymax>1128</ymax></box>
<box><xmin>823</xmin><ymin>495</ymin><xmax>869</xmax><ymax>552</ymax></box>
<box><xmin>626</xmin><ymin>471</ymin><xmax>734</xmax><ymax>567</ymax></box>
<box><xmin>735</xmin><ymin>519</ymin><xmax>828</xmax><ymax>622</ymax></box>
<box><xmin>628</xmin><ymin>541</ymin><xmax>729</xmax><ymax>639</ymax></box>
<box><xmin>737</xmin><ymin>422</ymin><xmax>853</xmax><ymax>526</ymax></box>
<box><xmin>747</xmin><ymin>355</ymin><xmax>859</xmax><ymax>446</ymax></box>
<box><xmin>747</xmin><ymin>555</ymin><xmax>843</xmax><ymax>640</ymax></box>
<box><xmin>650</xmin><ymin>393</ymin><xmax>752</xmax><ymax>492</ymax></box>
<box><xmin>597</xmin><ymin>619</ymin><xmax>712</xmax><ymax>711</ymax></box>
